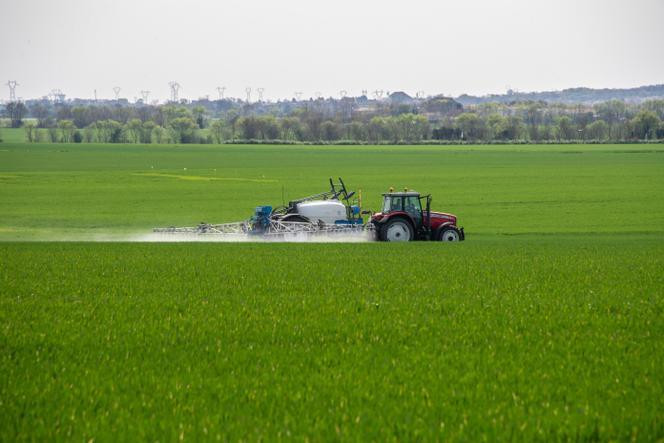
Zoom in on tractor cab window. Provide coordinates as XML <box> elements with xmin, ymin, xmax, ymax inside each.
<box><xmin>382</xmin><ymin>196</ymin><xmax>403</xmax><ymax>213</ymax></box>
<box><xmin>404</xmin><ymin>196</ymin><xmax>422</xmax><ymax>224</ymax></box>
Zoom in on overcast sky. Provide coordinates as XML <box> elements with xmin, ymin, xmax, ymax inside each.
<box><xmin>1</xmin><ymin>0</ymin><xmax>663</xmax><ymax>102</ymax></box>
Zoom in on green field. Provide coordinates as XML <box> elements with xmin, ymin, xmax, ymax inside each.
<box><xmin>1</xmin><ymin>143</ymin><xmax>663</xmax><ymax>239</ymax></box>
<box><xmin>1</xmin><ymin>142</ymin><xmax>663</xmax><ymax>440</ymax></box>
<box><xmin>0</xmin><ymin>127</ymin><xmax>26</xmax><ymax>144</ymax></box>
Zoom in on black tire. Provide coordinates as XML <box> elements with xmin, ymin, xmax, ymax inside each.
<box><xmin>438</xmin><ymin>227</ymin><xmax>461</xmax><ymax>242</ymax></box>
<box><xmin>380</xmin><ymin>218</ymin><xmax>414</xmax><ymax>242</ymax></box>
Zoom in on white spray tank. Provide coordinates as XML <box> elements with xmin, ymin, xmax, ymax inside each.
<box><xmin>296</xmin><ymin>200</ymin><xmax>347</xmax><ymax>225</ymax></box>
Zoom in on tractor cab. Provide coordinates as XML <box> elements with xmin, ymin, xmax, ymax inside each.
<box><xmin>372</xmin><ymin>191</ymin><xmax>432</xmax><ymax>240</ymax></box>
<box><xmin>381</xmin><ymin>192</ymin><xmax>428</xmax><ymax>226</ymax></box>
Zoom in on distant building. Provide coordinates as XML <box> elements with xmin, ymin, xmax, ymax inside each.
<box><xmin>423</xmin><ymin>96</ymin><xmax>463</xmax><ymax>115</ymax></box>
<box><xmin>389</xmin><ymin>91</ymin><xmax>414</xmax><ymax>104</ymax></box>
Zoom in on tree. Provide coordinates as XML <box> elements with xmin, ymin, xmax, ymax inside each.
<box><xmin>556</xmin><ymin>116</ymin><xmax>575</xmax><ymax>141</ymax></box>
<box><xmin>162</xmin><ymin>106</ymin><xmax>191</xmax><ymax>127</ymax></box>
<box><xmin>257</xmin><ymin>116</ymin><xmax>280</xmax><ymax>140</ymax></box>
<box><xmin>367</xmin><ymin>116</ymin><xmax>392</xmax><ymax>142</ymax></box>
<box><xmin>125</xmin><ymin>119</ymin><xmax>143</xmax><ymax>143</ymax></box>
<box><xmin>395</xmin><ymin>114</ymin><xmax>429</xmax><ymax>141</ymax></box>
<box><xmin>58</xmin><ymin>120</ymin><xmax>76</xmax><ymax>142</ymax></box>
<box><xmin>72</xmin><ymin>106</ymin><xmax>92</xmax><ymax>128</ymax></box>
<box><xmin>24</xmin><ymin>121</ymin><xmax>39</xmax><ymax>143</ymax></box>
<box><xmin>109</xmin><ymin>106</ymin><xmax>132</xmax><ymax>124</ymax></box>
<box><xmin>432</xmin><ymin>126</ymin><xmax>461</xmax><ymax>140</ymax></box>
<box><xmin>387</xmin><ymin>116</ymin><xmax>401</xmax><ymax>142</ymax></box>
<box><xmin>572</xmin><ymin>110</ymin><xmax>594</xmax><ymax>127</ymax></box>
<box><xmin>504</xmin><ymin>116</ymin><xmax>525</xmax><ymax>140</ymax></box>
<box><xmin>609</xmin><ymin>122</ymin><xmax>629</xmax><ymax>141</ymax></box>
<box><xmin>320</xmin><ymin>120</ymin><xmax>342</xmax><ymax>141</ymax></box>
<box><xmin>153</xmin><ymin>126</ymin><xmax>167</xmax><ymax>144</ymax></box>
<box><xmin>487</xmin><ymin>114</ymin><xmax>508</xmax><ymax>140</ymax></box>
<box><xmin>301</xmin><ymin>110</ymin><xmax>325</xmax><ymax>141</ymax></box>
<box><xmin>585</xmin><ymin>120</ymin><xmax>609</xmax><ymax>140</ymax></box>
<box><xmin>630</xmin><ymin>110</ymin><xmax>660</xmax><ymax>139</ymax></box>
<box><xmin>96</xmin><ymin>120</ymin><xmax>123</xmax><ymax>143</ymax></box>
<box><xmin>209</xmin><ymin>119</ymin><xmax>226</xmax><ymax>143</ymax></box>
<box><xmin>30</xmin><ymin>103</ymin><xmax>50</xmax><ymax>127</ymax></box>
<box><xmin>238</xmin><ymin>116</ymin><xmax>260</xmax><ymax>140</ymax></box>
<box><xmin>141</xmin><ymin>121</ymin><xmax>155</xmax><ymax>143</ymax></box>
<box><xmin>136</xmin><ymin>105</ymin><xmax>155</xmax><ymax>123</ymax></box>
<box><xmin>168</xmin><ymin>117</ymin><xmax>197</xmax><ymax>143</ymax></box>
<box><xmin>536</xmin><ymin>124</ymin><xmax>553</xmax><ymax>141</ymax></box>
<box><xmin>280</xmin><ymin>117</ymin><xmax>303</xmax><ymax>141</ymax></box>
<box><xmin>47</xmin><ymin>126</ymin><xmax>58</xmax><ymax>143</ymax></box>
<box><xmin>92</xmin><ymin>121</ymin><xmax>105</xmax><ymax>142</ymax></box>
<box><xmin>55</xmin><ymin>104</ymin><xmax>71</xmax><ymax>120</ymax></box>
<box><xmin>594</xmin><ymin>100</ymin><xmax>627</xmax><ymax>124</ymax></box>
<box><xmin>527</xmin><ymin>123</ymin><xmax>540</xmax><ymax>141</ymax></box>
<box><xmin>658</xmin><ymin>122</ymin><xmax>664</xmax><ymax>139</ymax></box>
<box><xmin>84</xmin><ymin>124</ymin><xmax>95</xmax><ymax>142</ymax></box>
<box><xmin>4</xmin><ymin>101</ymin><xmax>27</xmax><ymax>128</ymax></box>
<box><xmin>523</xmin><ymin>102</ymin><xmax>545</xmax><ymax>127</ymax></box>
<box><xmin>192</xmin><ymin>106</ymin><xmax>207</xmax><ymax>129</ymax></box>
<box><xmin>455</xmin><ymin>113</ymin><xmax>485</xmax><ymax>141</ymax></box>
<box><xmin>225</xmin><ymin>110</ymin><xmax>240</xmax><ymax>141</ymax></box>
<box><xmin>348</xmin><ymin>121</ymin><xmax>366</xmax><ymax>141</ymax></box>
<box><xmin>642</xmin><ymin>99</ymin><xmax>664</xmax><ymax>119</ymax></box>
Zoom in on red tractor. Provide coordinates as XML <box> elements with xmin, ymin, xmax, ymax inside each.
<box><xmin>370</xmin><ymin>190</ymin><xmax>465</xmax><ymax>242</ymax></box>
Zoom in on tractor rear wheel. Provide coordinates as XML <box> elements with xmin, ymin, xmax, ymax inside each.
<box><xmin>438</xmin><ymin>227</ymin><xmax>461</xmax><ymax>242</ymax></box>
<box><xmin>381</xmin><ymin>219</ymin><xmax>413</xmax><ymax>242</ymax></box>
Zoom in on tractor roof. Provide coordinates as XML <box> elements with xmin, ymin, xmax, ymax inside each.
<box><xmin>382</xmin><ymin>191</ymin><xmax>421</xmax><ymax>197</ymax></box>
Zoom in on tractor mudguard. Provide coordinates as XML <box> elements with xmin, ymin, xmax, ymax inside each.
<box><xmin>376</xmin><ymin>212</ymin><xmax>417</xmax><ymax>227</ymax></box>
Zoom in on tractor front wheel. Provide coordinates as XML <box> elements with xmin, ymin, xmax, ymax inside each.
<box><xmin>381</xmin><ymin>219</ymin><xmax>413</xmax><ymax>242</ymax></box>
<box><xmin>438</xmin><ymin>227</ymin><xmax>461</xmax><ymax>242</ymax></box>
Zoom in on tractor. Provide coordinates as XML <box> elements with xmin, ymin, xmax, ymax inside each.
<box><xmin>370</xmin><ymin>190</ymin><xmax>465</xmax><ymax>242</ymax></box>
<box><xmin>155</xmin><ymin>179</ymin><xmax>466</xmax><ymax>242</ymax></box>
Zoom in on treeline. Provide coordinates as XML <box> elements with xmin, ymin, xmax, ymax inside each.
<box><xmin>4</xmin><ymin>99</ymin><xmax>664</xmax><ymax>144</ymax></box>
<box><xmin>456</xmin><ymin>84</ymin><xmax>664</xmax><ymax>106</ymax></box>
<box><xmin>18</xmin><ymin>112</ymin><xmax>431</xmax><ymax>144</ymax></box>
<box><xmin>456</xmin><ymin>99</ymin><xmax>664</xmax><ymax>142</ymax></box>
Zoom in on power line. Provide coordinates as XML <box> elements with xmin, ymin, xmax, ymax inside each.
<box><xmin>6</xmin><ymin>81</ymin><xmax>18</xmax><ymax>101</ymax></box>
<box><xmin>216</xmin><ymin>86</ymin><xmax>226</xmax><ymax>100</ymax></box>
<box><xmin>169</xmin><ymin>81</ymin><xmax>181</xmax><ymax>102</ymax></box>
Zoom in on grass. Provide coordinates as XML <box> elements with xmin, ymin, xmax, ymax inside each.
<box><xmin>0</xmin><ymin>127</ymin><xmax>26</xmax><ymax>143</ymax></box>
<box><xmin>0</xmin><ymin>143</ymin><xmax>663</xmax><ymax>239</ymax></box>
<box><xmin>0</xmin><ymin>142</ymin><xmax>663</xmax><ymax>440</ymax></box>
<box><xmin>1</xmin><ymin>238</ymin><xmax>663</xmax><ymax>441</ymax></box>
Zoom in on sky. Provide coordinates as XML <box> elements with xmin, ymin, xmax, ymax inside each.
<box><xmin>1</xmin><ymin>0</ymin><xmax>663</xmax><ymax>102</ymax></box>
